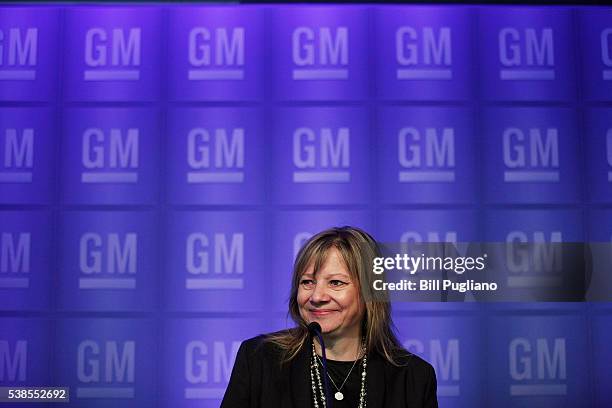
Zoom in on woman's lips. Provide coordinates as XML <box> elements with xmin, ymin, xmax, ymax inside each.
<box><xmin>310</xmin><ymin>310</ymin><xmax>336</xmax><ymax>317</ymax></box>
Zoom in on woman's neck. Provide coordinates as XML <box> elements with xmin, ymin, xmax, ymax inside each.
<box><xmin>314</xmin><ymin>332</ymin><xmax>362</xmax><ymax>361</ymax></box>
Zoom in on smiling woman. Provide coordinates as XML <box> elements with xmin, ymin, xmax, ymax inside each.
<box><xmin>298</xmin><ymin>248</ymin><xmax>365</xmax><ymax>347</ymax></box>
<box><xmin>221</xmin><ymin>226</ymin><xmax>438</xmax><ymax>408</ymax></box>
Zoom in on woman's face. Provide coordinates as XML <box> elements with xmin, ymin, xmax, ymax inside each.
<box><xmin>297</xmin><ymin>248</ymin><xmax>365</xmax><ymax>339</ymax></box>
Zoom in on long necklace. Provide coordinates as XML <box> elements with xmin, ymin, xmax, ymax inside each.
<box><xmin>310</xmin><ymin>339</ymin><xmax>367</xmax><ymax>408</ymax></box>
<box><xmin>315</xmin><ymin>353</ymin><xmax>359</xmax><ymax>400</ymax></box>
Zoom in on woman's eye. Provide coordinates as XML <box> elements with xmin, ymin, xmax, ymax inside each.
<box><xmin>330</xmin><ymin>280</ymin><xmax>346</xmax><ymax>287</ymax></box>
<box><xmin>300</xmin><ymin>279</ymin><xmax>315</xmax><ymax>286</ymax></box>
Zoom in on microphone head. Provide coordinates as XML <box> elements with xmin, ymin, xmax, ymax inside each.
<box><xmin>307</xmin><ymin>322</ymin><xmax>322</xmax><ymax>337</ymax></box>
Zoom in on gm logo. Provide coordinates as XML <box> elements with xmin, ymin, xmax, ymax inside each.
<box><xmin>188</xmin><ymin>27</ymin><xmax>244</xmax><ymax>80</ymax></box>
<box><xmin>505</xmin><ymin>231</ymin><xmax>562</xmax><ymax>288</ymax></box>
<box><xmin>81</xmin><ymin>128</ymin><xmax>139</xmax><ymax>183</ymax></box>
<box><xmin>509</xmin><ymin>337</ymin><xmax>566</xmax><ymax>396</ymax></box>
<box><xmin>397</xmin><ymin>127</ymin><xmax>455</xmax><ymax>182</ymax></box>
<box><xmin>498</xmin><ymin>28</ymin><xmax>555</xmax><ymax>80</ymax></box>
<box><xmin>292</xmin><ymin>127</ymin><xmax>350</xmax><ymax>183</ymax></box>
<box><xmin>76</xmin><ymin>340</ymin><xmax>135</xmax><ymax>399</ymax></box>
<box><xmin>502</xmin><ymin>127</ymin><xmax>559</xmax><ymax>182</ymax></box>
<box><xmin>404</xmin><ymin>339</ymin><xmax>460</xmax><ymax>397</ymax></box>
<box><xmin>400</xmin><ymin>231</ymin><xmax>458</xmax><ymax>244</ymax></box>
<box><xmin>0</xmin><ymin>232</ymin><xmax>30</xmax><ymax>289</ymax></box>
<box><xmin>183</xmin><ymin>340</ymin><xmax>240</xmax><ymax>399</ymax></box>
<box><xmin>185</xmin><ymin>233</ymin><xmax>244</xmax><ymax>290</ymax></box>
<box><xmin>395</xmin><ymin>27</ymin><xmax>452</xmax><ymax>80</ymax></box>
<box><xmin>84</xmin><ymin>28</ymin><xmax>141</xmax><ymax>81</ymax></box>
<box><xmin>1</xmin><ymin>128</ymin><xmax>33</xmax><ymax>183</ymax></box>
<box><xmin>0</xmin><ymin>340</ymin><xmax>27</xmax><ymax>382</ymax></box>
<box><xmin>601</xmin><ymin>28</ymin><xmax>612</xmax><ymax>80</ymax></box>
<box><xmin>0</xmin><ymin>28</ymin><xmax>37</xmax><ymax>80</ymax></box>
<box><xmin>186</xmin><ymin>128</ymin><xmax>244</xmax><ymax>183</ymax></box>
<box><xmin>292</xmin><ymin>27</ymin><xmax>348</xmax><ymax>80</ymax></box>
<box><xmin>78</xmin><ymin>233</ymin><xmax>137</xmax><ymax>290</ymax></box>
<box><xmin>400</xmin><ymin>231</ymin><xmax>456</xmax><ymax>258</ymax></box>
<box><xmin>607</xmin><ymin>128</ymin><xmax>612</xmax><ymax>182</ymax></box>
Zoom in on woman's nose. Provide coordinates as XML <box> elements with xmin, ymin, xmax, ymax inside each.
<box><xmin>310</xmin><ymin>281</ymin><xmax>330</xmax><ymax>303</ymax></box>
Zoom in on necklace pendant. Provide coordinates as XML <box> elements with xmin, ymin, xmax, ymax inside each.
<box><xmin>334</xmin><ymin>391</ymin><xmax>344</xmax><ymax>401</ymax></box>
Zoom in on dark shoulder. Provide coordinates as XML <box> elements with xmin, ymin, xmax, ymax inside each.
<box><xmin>389</xmin><ymin>348</ymin><xmax>436</xmax><ymax>379</ymax></box>
<box><xmin>239</xmin><ymin>330</ymin><xmax>291</xmax><ymax>360</ymax></box>
<box><xmin>238</xmin><ymin>333</ymin><xmax>268</xmax><ymax>350</ymax></box>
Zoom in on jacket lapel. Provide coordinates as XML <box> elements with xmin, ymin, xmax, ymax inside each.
<box><xmin>366</xmin><ymin>351</ymin><xmax>386</xmax><ymax>407</ymax></box>
<box><xmin>288</xmin><ymin>344</ymin><xmax>312</xmax><ymax>408</ymax></box>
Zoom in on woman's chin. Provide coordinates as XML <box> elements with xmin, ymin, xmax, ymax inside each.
<box><xmin>318</xmin><ymin>322</ymin><xmax>341</xmax><ymax>335</ymax></box>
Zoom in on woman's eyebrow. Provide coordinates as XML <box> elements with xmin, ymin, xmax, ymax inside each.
<box><xmin>325</xmin><ymin>273</ymin><xmax>351</xmax><ymax>279</ymax></box>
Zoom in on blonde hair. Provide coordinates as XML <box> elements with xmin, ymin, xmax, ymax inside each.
<box><xmin>265</xmin><ymin>226</ymin><xmax>406</xmax><ymax>366</ymax></box>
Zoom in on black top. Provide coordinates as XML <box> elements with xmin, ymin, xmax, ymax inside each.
<box><xmin>220</xmin><ymin>331</ymin><xmax>438</xmax><ymax>408</ymax></box>
<box><xmin>319</xmin><ymin>357</ymin><xmax>363</xmax><ymax>408</ymax></box>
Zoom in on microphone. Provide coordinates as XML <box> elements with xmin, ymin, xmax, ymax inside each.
<box><xmin>308</xmin><ymin>322</ymin><xmax>322</xmax><ymax>338</ymax></box>
<box><xmin>308</xmin><ymin>322</ymin><xmax>332</xmax><ymax>407</ymax></box>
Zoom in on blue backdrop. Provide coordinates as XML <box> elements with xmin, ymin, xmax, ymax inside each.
<box><xmin>0</xmin><ymin>4</ymin><xmax>611</xmax><ymax>407</ymax></box>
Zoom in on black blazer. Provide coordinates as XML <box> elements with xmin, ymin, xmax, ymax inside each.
<box><xmin>221</xmin><ymin>333</ymin><xmax>438</xmax><ymax>408</ymax></box>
